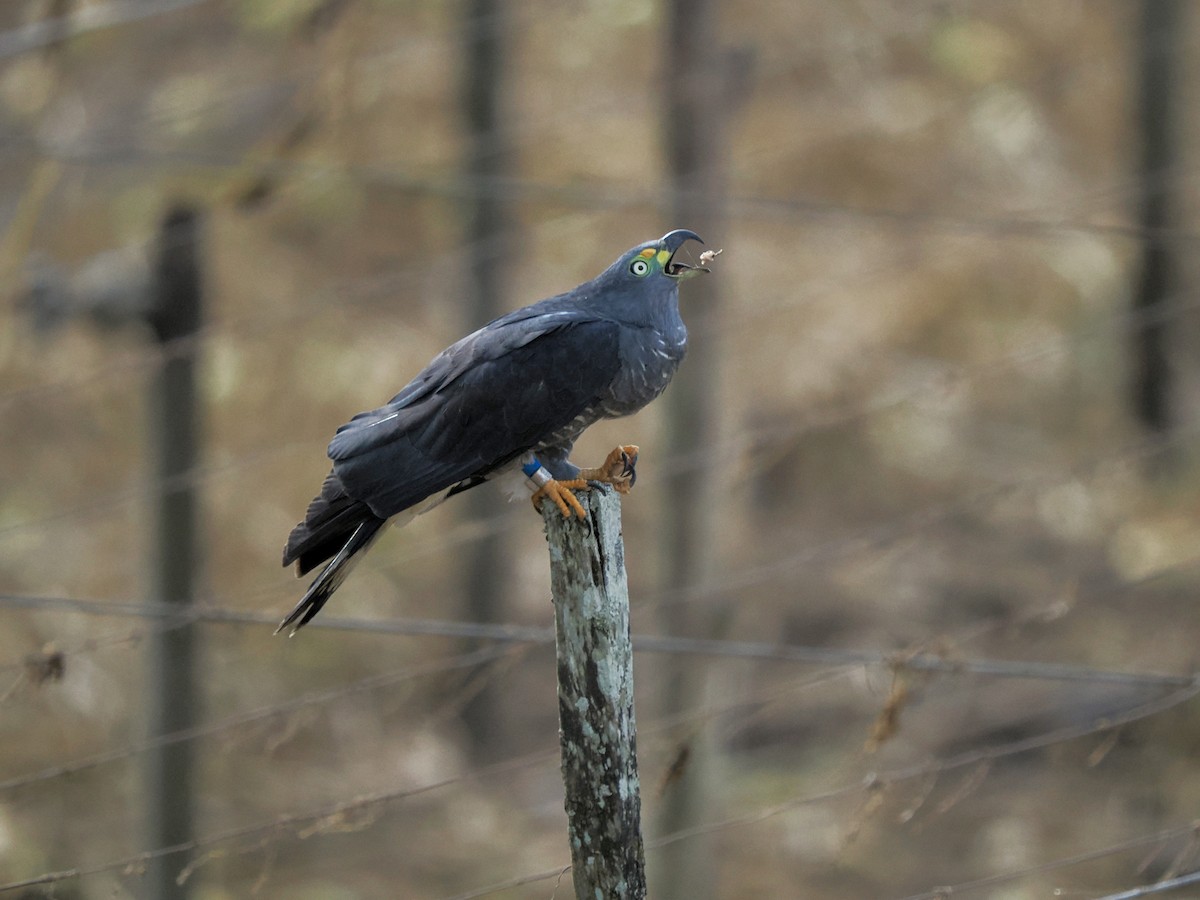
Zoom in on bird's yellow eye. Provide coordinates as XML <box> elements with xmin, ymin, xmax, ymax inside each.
<box><xmin>629</xmin><ymin>258</ymin><xmax>650</xmax><ymax>277</ymax></box>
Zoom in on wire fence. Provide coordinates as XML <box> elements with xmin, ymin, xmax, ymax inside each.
<box><xmin>2</xmin><ymin>0</ymin><xmax>1199</xmax><ymax>898</ymax></box>
<box><xmin>2</xmin><ymin>676</ymin><xmax>1195</xmax><ymax>896</ymax></box>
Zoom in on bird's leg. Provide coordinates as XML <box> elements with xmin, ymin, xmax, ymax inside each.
<box><xmin>524</xmin><ymin>457</ymin><xmax>588</xmax><ymax>518</ymax></box>
<box><xmin>524</xmin><ymin>446</ymin><xmax>639</xmax><ymax>519</ymax></box>
<box><xmin>531</xmin><ymin>477</ymin><xmax>590</xmax><ymax>518</ymax></box>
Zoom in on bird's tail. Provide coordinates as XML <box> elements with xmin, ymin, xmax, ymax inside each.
<box><xmin>276</xmin><ymin>517</ymin><xmax>386</xmax><ymax>636</ymax></box>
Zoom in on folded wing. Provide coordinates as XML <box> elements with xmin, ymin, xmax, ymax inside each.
<box><xmin>283</xmin><ymin>315</ymin><xmax>622</xmax><ymax>576</ymax></box>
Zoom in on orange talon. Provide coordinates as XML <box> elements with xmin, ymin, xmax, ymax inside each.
<box><xmin>530</xmin><ymin>445</ymin><xmax>640</xmax><ymax>518</ymax></box>
<box><xmin>578</xmin><ymin>444</ymin><xmax>639</xmax><ymax>494</ymax></box>
<box><xmin>531</xmin><ymin>478</ymin><xmax>589</xmax><ymax>519</ymax></box>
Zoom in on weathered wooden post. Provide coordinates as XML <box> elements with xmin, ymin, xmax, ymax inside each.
<box><xmin>144</xmin><ymin>205</ymin><xmax>203</xmax><ymax>900</ymax></box>
<box><xmin>459</xmin><ymin>0</ymin><xmax>516</xmax><ymax>763</ymax></box>
<box><xmin>22</xmin><ymin>205</ymin><xmax>203</xmax><ymax>899</ymax></box>
<box><xmin>541</xmin><ymin>487</ymin><xmax>647</xmax><ymax>899</ymax></box>
<box><xmin>1130</xmin><ymin>0</ymin><xmax>1181</xmax><ymax>447</ymax></box>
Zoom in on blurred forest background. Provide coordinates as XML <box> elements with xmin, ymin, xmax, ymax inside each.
<box><xmin>3</xmin><ymin>0</ymin><xmax>1200</xmax><ymax>898</ymax></box>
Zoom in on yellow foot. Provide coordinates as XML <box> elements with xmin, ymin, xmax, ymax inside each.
<box><xmin>530</xmin><ymin>445</ymin><xmax>640</xmax><ymax>518</ymax></box>
<box><xmin>578</xmin><ymin>444</ymin><xmax>639</xmax><ymax>494</ymax></box>
<box><xmin>531</xmin><ymin>477</ymin><xmax>590</xmax><ymax>518</ymax></box>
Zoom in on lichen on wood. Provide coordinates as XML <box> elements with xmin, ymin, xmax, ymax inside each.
<box><xmin>541</xmin><ymin>486</ymin><xmax>646</xmax><ymax>900</ymax></box>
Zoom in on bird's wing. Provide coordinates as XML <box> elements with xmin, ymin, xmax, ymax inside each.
<box><xmin>332</xmin><ymin>306</ymin><xmax>579</xmax><ymax>438</ymax></box>
<box><xmin>327</xmin><ymin>314</ymin><xmax>622</xmax><ymax>518</ymax></box>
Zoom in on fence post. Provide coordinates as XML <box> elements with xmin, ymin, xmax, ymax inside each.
<box><xmin>21</xmin><ymin>204</ymin><xmax>203</xmax><ymax>897</ymax></box>
<box><xmin>144</xmin><ymin>205</ymin><xmax>203</xmax><ymax>899</ymax></box>
<box><xmin>541</xmin><ymin>488</ymin><xmax>647</xmax><ymax>900</ymax></box>
<box><xmin>459</xmin><ymin>0</ymin><xmax>515</xmax><ymax>763</ymax></box>
<box><xmin>1130</xmin><ymin>0</ymin><xmax>1181</xmax><ymax>447</ymax></box>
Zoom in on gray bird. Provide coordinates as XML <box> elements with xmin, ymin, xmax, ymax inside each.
<box><xmin>279</xmin><ymin>229</ymin><xmax>709</xmax><ymax>634</ymax></box>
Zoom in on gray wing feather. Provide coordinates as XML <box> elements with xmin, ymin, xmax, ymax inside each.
<box><xmin>328</xmin><ymin>314</ymin><xmax>567</xmax><ymax>460</ymax></box>
<box><xmin>328</xmin><ymin>315</ymin><xmax>622</xmax><ymax>518</ymax></box>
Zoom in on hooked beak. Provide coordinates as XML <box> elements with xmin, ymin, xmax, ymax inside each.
<box><xmin>660</xmin><ymin>229</ymin><xmax>708</xmax><ymax>280</ymax></box>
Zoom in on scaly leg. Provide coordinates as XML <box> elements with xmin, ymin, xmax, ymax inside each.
<box><xmin>530</xmin><ymin>445</ymin><xmax>640</xmax><ymax>518</ymax></box>
<box><xmin>530</xmin><ymin>477</ymin><xmax>590</xmax><ymax>518</ymax></box>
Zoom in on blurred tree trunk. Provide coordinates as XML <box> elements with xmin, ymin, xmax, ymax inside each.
<box><xmin>656</xmin><ymin>1</ymin><xmax>729</xmax><ymax>897</ymax></box>
<box><xmin>459</xmin><ymin>0</ymin><xmax>514</xmax><ymax>763</ymax></box>
<box><xmin>39</xmin><ymin>0</ymin><xmax>74</xmax><ymax>56</ymax></box>
<box><xmin>18</xmin><ymin>207</ymin><xmax>204</xmax><ymax>899</ymax></box>
<box><xmin>145</xmin><ymin>206</ymin><xmax>204</xmax><ymax>900</ymax></box>
<box><xmin>1131</xmin><ymin>0</ymin><xmax>1181</xmax><ymax>453</ymax></box>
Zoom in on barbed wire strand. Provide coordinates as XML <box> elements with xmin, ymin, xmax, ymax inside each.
<box><xmin>0</xmin><ymin>0</ymin><xmax>546</xmax><ymax>68</ymax></box>
<box><xmin>0</xmin><ymin>424</ymin><xmax>1189</xmax><ymax>884</ymax></box>
<box><xmin>0</xmin><ymin>164</ymin><xmax>1167</xmax><ymax>427</ymax></box>
<box><xmin>644</xmin><ymin>681</ymin><xmax>1200</xmax><ymax>856</ymax></box>
<box><xmin>3</xmin><ymin>415</ymin><xmax>1199</xmax><ymax>668</ymax></box>
<box><xmin>4</xmin><ymin>207</ymin><xmax>1196</xmax><ymax>546</ymax></box>
<box><xmin>0</xmin><ymin>618</ymin><xmax>854</xmax><ymax>795</ymax></box>
<box><xmin>0</xmin><ymin>423</ymin><xmax>1193</xmax><ymax>763</ymax></box>
<box><xmin>0</xmin><ymin>387</ymin><xmax>1168</xmax><ymax>688</ymax></box>
<box><xmin>1</xmin><ymin>17</ymin><xmax>1183</xmax><ymax>381</ymax></box>
<box><xmin>0</xmin><ymin>596</ymin><xmax>1191</xmax><ymax>856</ymax></box>
<box><xmin>0</xmin><ymin>667</ymin><xmax>854</xmax><ymax>891</ymax></box>
<box><xmin>0</xmin><ymin>0</ymin><xmax>1117</xmax><ymax>176</ymax></box>
<box><xmin>1</xmin><ymin>166</ymin><xmax>1194</xmax><ymax>549</ymax></box>
<box><xmin>0</xmin><ymin>415</ymin><xmax>1124</xmax><ymax>671</ymax></box>
<box><xmin>1</xmin><ymin>674</ymin><xmax>1194</xmax><ymax>897</ymax></box>
<box><xmin>0</xmin><ymin>300</ymin><xmax>1190</xmax><ymax>854</ymax></box>
<box><xmin>25</xmin><ymin>135</ymin><xmax>1200</xmax><ymax>246</ymax></box>
<box><xmin>644</xmin><ymin>420</ymin><xmax>1200</xmax><ymax>617</ymax></box>
<box><xmin>427</xmin><ymin>818</ymin><xmax>1200</xmax><ymax>900</ymax></box>
<box><xmin>0</xmin><ymin>737</ymin><xmax>562</xmax><ymax>895</ymax></box>
<box><xmin>0</xmin><ymin>640</ymin><xmax>534</xmax><ymax>794</ymax></box>
<box><xmin>438</xmin><ymin>865</ymin><xmax>572</xmax><ymax>900</ymax></box>
<box><xmin>0</xmin><ymin>591</ymin><xmax>1194</xmax><ymax>692</ymax></box>
<box><xmin>5</xmin><ymin>7</ymin><xmax>1193</xmax><ymax>245</ymax></box>
<box><xmin>0</xmin><ymin>649</ymin><xmax>848</xmax><ymax>857</ymax></box>
<box><xmin>0</xmin><ymin>0</ymin><xmax>1190</xmax><ymax>424</ymax></box>
<box><xmin>0</xmin><ymin>0</ymin><xmax>215</xmax><ymax>61</ymax></box>
<box><xmin>0</xmin><ymin>611</ymin><xmax>1149</xmax><ymax>844</ymax></box>
<box><xmin>0</xmin><ymin>622</ymin><xmax>144</xmax><ymax>678</ymax></box>
<box><xmin>0</xmin><ymin>206</ymin><xmax>595</xmax><ymax>411</ymax></box>
<box><xmin>10</xmin><ymin>104</ymin><xmax>1184</xmax><ymax>251</ymax></box>
<box><xmin>891</xmin><ymin>825</ymin><xmax>1200</xmax><ymax>900</ymax></box>
<box><xmin>444</xmin><ymin>686</ymin><xmax>1200</xmax><ymax>900</ymax></box>
<box><xmin>3</xmin><ymin>74</ymin><xmax>1192</xmax><ymax>349</ymax></box>
<box><xmin>0</xmin><ymin>401</ymin><xmax>1161</xmax><ymax>619</ymax></box>
<box><xmin>0</xmin><ymin>246</ymin><xmax>1186</xmax><ymax>549</ymax></box>
<box><xmin>1</xmin><ymin>0</ymin><xmax>1179</xmax><ymax>218</ymax></box>
<box><xmin>1092</xmin><ymin>869</ymin><xmax>1200</xmax><ymax>900</ymax></box>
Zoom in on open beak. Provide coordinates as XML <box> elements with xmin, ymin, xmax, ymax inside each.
<box><xmin>660</xmin><ymin>229</ymin><xmax>708</xmax><ymax>280</ymax></box>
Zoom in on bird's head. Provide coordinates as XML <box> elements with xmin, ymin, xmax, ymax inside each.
<box><xmin>581</xmin><ymin>230</ymin><xmax>710</xmax><ymax>321</ymax></box>
<box><xmin>618</xmin><ymin>229</ymin><xmax>709</xmax><ymax>283</ymax></box>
